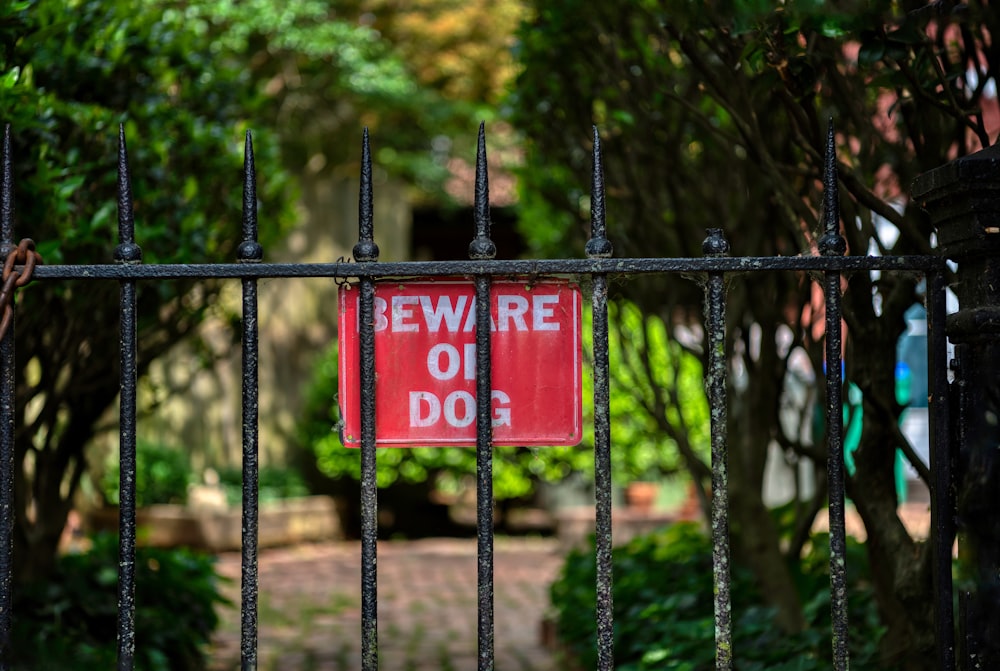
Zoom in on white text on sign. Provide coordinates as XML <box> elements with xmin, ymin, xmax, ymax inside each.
<box><xmin>409</xmin><ymin>389</ymin><xmax>512</xmax><ymax>428</ymax></box>
<box><xmin>373</xmin><ymin>294</ymin><xmax>562</xmax><ymax>333</ymax></box>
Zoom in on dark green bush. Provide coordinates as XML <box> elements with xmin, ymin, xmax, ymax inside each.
<box><xmin>100</xmin><ymin>440</ymin><xmax>311</xmax><ymax>509</ymax></box>
<box><xmin>11</xmin><ymin>533</ymin><xmax>230</xmax><ymax>670</ymax></box>
<box><xmin>551</xmin><ymin>522</ymin><xmax>887</xmax><ymax>670</ymax></box>
<box><xmin>216</xmin><ymin>464</ymin><xmax>310</xmax><ymax>506</ymax></box>
<box><xmin>100</xmin><ymin>441</ymin><xmax>194</xmax><ymax>507</ymax></box>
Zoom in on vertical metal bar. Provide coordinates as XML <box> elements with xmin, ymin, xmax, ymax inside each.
<box><xmin>0</xmin><ymin>126</ymin><xmax>16</xmax><ymax>671</ymax></box>
<box><xmin>114</xmin><ymin>124</ymin><xmax>142</xmax><ymax>671</ymax></box>
<box><xmin>702</xmin><ymin>228</ymin><xmax>731</xmax><ymax>671</ymax></box>
<box><xmin>352</xmin><ymin>129</ymin><xmax>380</xmax><ymax>671</ymax></box>
<box><xmin>927</xmin><ymin>268</ymin><xmax>955</xmax><ymax>671</ymax></box>
<box><xmin>237</xmin><ymin>132</ymin><xmax>263</xmax><ymax>671</ymax></box>
<box><xmin>948</xmin><ymin>348</ymin><xmax>971</xmax><ymax>669</ymax></box>
<box><xmin>953</xmin><ymin>352</ymin><xmax>971</xmax><ymax>670</ymax></box>
<box><xmin>469</xmin><ymin>122</ymin><xmax>497</xmax><ymax>671</ymax></box>
<box><xmin>959</xmin><ymin>588</ymin><xmax>975</xmax><ymax>670</ymax></box>
<box><xmin>819</xmin><ymin>122</ymin><xmax>850</xmax><ymax>670</ymax></box>
<box><xmin>585</xmin><ymin>126</ymin><xmax>614</xmax><ymax>671</ymax></box>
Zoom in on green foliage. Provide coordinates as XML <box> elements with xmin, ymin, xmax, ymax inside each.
<box><xmin>99</xmin><ymin>440</ymin><xmax>311</xmax><ymax>507</ymax></box>
<box><xmin>187</xmin><ymin>0</ymin><xmax>487</xmax><ymax>196</ymax></box>
<box><xmin>587</xmin><ymin>301</ymin><xmax>709</xmax><ymax>483</ymax></box>
<box><xmin>100</xmin><ymin>440</ymin><xmax>193</xmax><ymax>507</ymax></box>
<box><xmin>2</xmin><ymin>0</ymin><xmax>506</xmax><ymax>578</ymax></box>
<box><xmin>11</xmin><ymin>533</ymin><xmax>229</xmax><ymax>670</ymax></box>
<box><xmin>215</xmin><ymin>464</ymin><xmax>309</xmax><ymax>506</ymax></box>
<box><xmin>1</xmin><ymin>0</ymin><xmax>290</xmax><ymax>264</ymax></box>
<box><xmin>299</xmin><ymin>297</ymin><xmax>708</xmax><ymax>499</ymax></box>
<box><xmin>512</xmin><ymin>0</ymin><xmax>993</xmax><ymax>660</ymax></box>
<box><xmin>1</xmin><ymin>0</ymin><xmax>296</xmax><ymax>579</ymax></box>
<box><xmin>551</xmin><ymin>523</ymin><xmax>886</xmax><ymax>670</ymax></box>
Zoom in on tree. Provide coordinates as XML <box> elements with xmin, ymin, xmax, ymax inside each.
<box><xmin>0</xmin><ymin>0</ymin><xmax>293</xmax><ymax>582</ymax></box>
<box><xmin>511</xmin><ymin>1</ymin><xmax>995</xmax><ymax>667</ymax></box>
<box><xmin>0</xmin><ymin>0</ymin><xmax>526</xmax><ymax>581</ymax></box>
<box><xmin>190</xmin><ymin>0</ymin><xmax>527</xmax><ymax>198</ymax></box>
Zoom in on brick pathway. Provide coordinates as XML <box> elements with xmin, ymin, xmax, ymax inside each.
<box><xmin>209</xmin><ymin>537</ymin><xmax>564</xmax><ymax>671</ymax></box>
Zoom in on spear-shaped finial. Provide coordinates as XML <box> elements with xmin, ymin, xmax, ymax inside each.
<box><xmin>237</xmin><ymin>130</ymin><xmax>263</xmax><ymax>262</ymax></box>
<box><xmin>586</xmin><ymin>126</ymin><xmax>613</xmax><ymax>259</ymax></box>
<box><xmin>353</xmin><ymin>128</ymin><xmax>379</xmax><ymax>263</ymax></box>
<box><xmin>1</xmin><ymin>125</ymin><xmax>14</xmax><ymax>258</ymax></box>
<box><xmin>819</xmin><ymin>120</ymin><xmax>846</xmax><ymax>257</ymax></box>
<box><xmin>114</xmin><ymin>124</ymin><xmax>142</xmax><ymax>263</ymax></box>
<box><xmin>468</xmin><ymin>122</ymin><xmax>496</xmax><ymax>260</ymax></box>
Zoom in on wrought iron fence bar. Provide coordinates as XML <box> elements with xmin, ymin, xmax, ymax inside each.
<box><xmin>27</xmin><ymin>255</ymin><xmax>947</xmax><ymax>280</ymax></box>
<box><xmin>820</xmin><ymin>124</ymin><xmax>850</xmax><ymax>671</ymax></box>
<box><xmin>587</xmin><ymin>128</ymin><xmax>614</xmax><ymax>671</ymax></box>
<box><xmin>823</xmin><ymin>267</ymin><xmax>849</xmax><ymax>670</ymax></box>
<box><xmin>703</xmin><ymin>229</ymin><xmax>732</xmax><ymax>671</ymax></box>
<box><xmin>470</xmin><ymin>124</ymin><xmax>496</xmax><ymax>671</ymax></box>
<box><xmin>238</xmin><ymin>133</ymin><xmax>262</xmax><ymax>671</ymax></box>
<box><xmin>927</xmin><ymin>269</ymin><xmax>956</xmax><ymax>671</ymax></box>
<box><xmin>354</xmin><ymin>130</ymin><xmax>380</xmax><ymax>671</ymax></box>
<box><xmin>953</xmin><ymin>353</ymin><xmax>972</xmax><ymax>668</ymax></box>
<box><xmin>115</xmin><ymin>125</ymin><xmax>141</xmax><ymax>671</ymax></box>
<box><xmin>474</xmin><ymin>274</ymin><xmax>495</xmax><ymax>671</ymax></box>
<box><xmin>0</xmin><ymin>127</ymin><xmax>15</xmax><ymax>670</ymax></box>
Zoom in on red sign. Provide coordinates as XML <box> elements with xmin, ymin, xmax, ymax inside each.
<box><xmin>338</xmin><ymin>278</ymin><xmax>582</xmax><ymax>447</ymax></box>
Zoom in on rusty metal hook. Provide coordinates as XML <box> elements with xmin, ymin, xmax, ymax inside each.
<box><xmin>0</xmin><ymin>238</ymin><xmax>42</xmax><ymax>341</ymax></box>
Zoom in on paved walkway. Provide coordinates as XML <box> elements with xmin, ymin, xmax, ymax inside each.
<box><xmin>209</xmin><ymin>538</ymin><xmax>564</xmax><ymax>671</ymax></box>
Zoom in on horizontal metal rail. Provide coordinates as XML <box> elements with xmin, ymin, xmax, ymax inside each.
<box><xmin>27</xmin><ymin>254</ymin><xmax>946</xmax><ymax>281</ymax></box>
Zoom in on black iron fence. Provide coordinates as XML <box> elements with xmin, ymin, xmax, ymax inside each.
<box><xmin>0</xmin><ymin>122</ymin><xmax>964</xmax><ymax>671</ymax></box>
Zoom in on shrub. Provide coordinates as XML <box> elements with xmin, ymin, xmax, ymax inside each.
<box><xmin>550</xmin><ymin>522</ymin><xmax>887</xmax><ymax>670</ymax></box>
<box><xmin>100</xmin><ymin>440</ymin><xmax>194</xmax><ymax>507</ymax></box>
<box><xmin>11</xmin><ymin>533</ymin><xmax>230</xmax><ymax>670</ymax></box>
<box><xmin>216</xmin><ymin>464</ymin><xmax>310</xmax><ymax>506</ymax></box>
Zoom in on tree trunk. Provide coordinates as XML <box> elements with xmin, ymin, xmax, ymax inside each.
<box><xmin>728</xmin><ymin>474</ymin><xmax>806</xmax><ymax>633</ymax></box>
<box><xmin>727</xmin><ymin>332</ymin><xmax>806</xmax><ymax>634</ymax></box>
<box><xmin>849</xmin><ymin>370</ymin><xmax>935</xmax><ymax>670</ymax></box>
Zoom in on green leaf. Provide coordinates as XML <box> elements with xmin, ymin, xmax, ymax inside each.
<box><xmin>886</xmin><ymin>22</ymin><xmax>925</xmax><ymax>46</ymax></box>
<box><xmin>1</xmin><ymin>67</ymin><xmax>19</xmax><ymax>89</ymax></box>
<box><xmin>858</xmin><ymin>36</ymin><xmax>885</xmax><ymax>66</ymax></box>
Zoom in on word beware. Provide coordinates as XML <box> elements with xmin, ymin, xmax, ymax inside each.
<box><xmin>338</xmin><ymin>279</ymin><xmax>582</xmax><ymax>447</ymax></box>
<box><xmin>373</xmin><ymin>293</ymin><xmax>563</xmax><ymax>334</ymax></box>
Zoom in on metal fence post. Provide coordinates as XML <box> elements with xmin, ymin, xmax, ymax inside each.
<box><xmin>468</xmin><ymin>122</ymin><xmax>497</xmax><ymax>671</ymax></box>
<box><xmin>913</xmin><ymin>145</ymin><xmax>1000</xmax><ymax>670</ymax></box>
<box><xmin>0</xmin><ymin>127</ymin><xmax>16</xmax><ymax>671</ymax></box>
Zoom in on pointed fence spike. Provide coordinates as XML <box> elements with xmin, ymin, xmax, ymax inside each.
<box><xmin>114</xmin><ymin>124</ymin><xmax>142</xmax><ymax>263</ymax></box>
<box><xmin>469</xmin><ymin>122</ymin><xmax>496</xmax><ymax>260</ymax></box>
<box><xmin>586</xmin><ymin>126</ymin><xmax>613</xmax><ymax>258</ymax></box>
<box><xmin>819</xmin><ymin>120</ymin><xmax>846</xmax><ymax>257</ymax></box>
<box><xmin>353</xmin><ymin>128</ymin><xmax>379</xmax><ymax>262</ymax></box>
<box><xmin>237</xmin><ymin>130</ymin><xmax>263</xmax><ymax>262</ymax></box>
<box><xmin>823</xmin><ymin>120</ymin><xmax>838</xmax><ymax>236</ymax></box>
<box><xmin>474</xmin><ymin>122</ymin><xmax>490</xmax><ymax>237</ymax></box>
<box><xmin>1</xmin><ymin>126</ymin><xmax>13</xmax><ymax>255</ymax></box>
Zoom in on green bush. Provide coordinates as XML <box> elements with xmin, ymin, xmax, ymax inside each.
<box><xmin>551</xmin><ymin>522</ymin><xmax>887</xmax><ymax>670</ymax></box>
<box><xmin>100</xmin><ymin>441</ymin><xmax>194</xmax><ymax>507</ymax></box>
<box><xmin>216</xmin><ymin>465</ymin><xmax>310</xmax><ymax>506</ymax></box>
<box><xmin>11</xmin><ymin>533</ymin><xmax>230</xmax><ymax>670</ymax></box>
